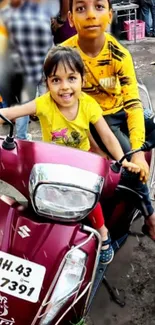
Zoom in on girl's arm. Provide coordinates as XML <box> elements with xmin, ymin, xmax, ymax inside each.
<box><xmin>88</xmin><ymin>132</ymin><xmax>109</xmax><ymax>158</ymax></box>
<box><xmin>94</xmin><ymin>117</ymin><xmax>141</xmax><ymax>174</ymax></box>
<box><xmin>0</xmin><ymin>100</ymin><xmax>36</xmax><ymax>123</ymax></box>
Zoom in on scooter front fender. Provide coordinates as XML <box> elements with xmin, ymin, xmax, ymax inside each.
<box><xmin>0</xmin><ymin>198</ymin><xmax>100</xmax><ymax>325</ymax></box>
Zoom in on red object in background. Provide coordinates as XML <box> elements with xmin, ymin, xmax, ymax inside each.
<box><xmin>124</xmin><ymin>20</ymin><xmax>145</xmax><ymax>41</ymax></box>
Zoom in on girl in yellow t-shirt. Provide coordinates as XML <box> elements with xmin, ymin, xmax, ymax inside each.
<box><xmin>0</xmin><ymin>46</ymin><xmax>140</xmax><ymax>265</ymax></box>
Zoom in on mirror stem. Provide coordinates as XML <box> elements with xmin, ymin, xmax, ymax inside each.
<box><xmin>0</xmin><ymin>113</ymin><xmax>14</xmax><ymax>137</ymax></box>
<box><xmin>118</xmin><ymin>148</ymin><xmax>142</xmax><ymax>164</ymax></box>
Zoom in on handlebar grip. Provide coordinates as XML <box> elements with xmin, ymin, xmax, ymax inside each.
<box><xmin>120</xmin><ymin>168</ymin><xmax>150</xmax><ymax>219</ymax></box>
<box><xmin>120</xmin><ymin>168</ymin><xmax>140</xmax><ymax>184</ymax></box>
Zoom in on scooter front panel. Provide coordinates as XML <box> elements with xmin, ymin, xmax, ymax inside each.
<box><xmin>0</xmin><ymin>201</ymin><xmax>97</xmax><ymax>324</ymax></box>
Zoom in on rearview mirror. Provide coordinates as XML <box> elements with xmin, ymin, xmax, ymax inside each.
<box><xmin>0</xmin><ymin>113</ymin><xmax>15</xmax><ymax>150</ymax></box>
<box><xmin>0</xmin><ymin>113</ymin><xmax>14</xmax><ymax>137</ymax></box>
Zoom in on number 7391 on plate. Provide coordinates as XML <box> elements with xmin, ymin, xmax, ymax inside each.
<box><xmin>0</xmin><ymin>251</ymin><xmax>46</xmax><ymax>303</ymax></box>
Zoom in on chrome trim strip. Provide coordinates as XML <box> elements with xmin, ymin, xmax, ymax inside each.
<box><xmin>149</xmin><ymin>149</ymin><xmax>155</xmax><ymax>201</ymax></box>
<box><xmin>53</xmin><ymin>226</ymin><xmax>102</xmax><ymax>325</ymax></box>
<box><xmin>31</xmin><ymin>231</ymin><xmax>96</xmax><ymax>325</ymax></box>
<box><xmin>29</xmin><ymin>163</ymin><xmax>104</xmax><ymax>196</ymax></box>
<box><xmin>82</xmin><ymin>225</ymin><xmax>102</xmax><ymax>315</ymax></box>
<box><xmin>138</xmin><ymin>82</ymin><xmax>153</xmax><ymax>113</ymax></box>
<box><xmin>54</xmin><ymin>282</ymin><xmax>92</xmax><ymax>325</ymax></box>
<box><xmin>130</xmin><ymin>209</ymin><xmax>141</xmax><ymax>224</ymax></box>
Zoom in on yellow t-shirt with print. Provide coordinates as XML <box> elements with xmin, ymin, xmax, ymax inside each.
<box><xmin>62</xmin><ymin>33</ymin><xmax>145</xmax><ymax>150</ymax></box>
<box><xmin>35</xmin><ymin>91</ymin><xmax>102</xmax><ymax>151</ymax></box>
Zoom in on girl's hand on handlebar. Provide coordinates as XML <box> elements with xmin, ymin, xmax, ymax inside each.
<box><xmin>122</xmin><ymin>160</ymin><xmax>140</xmax><ymax>173</ymax></box>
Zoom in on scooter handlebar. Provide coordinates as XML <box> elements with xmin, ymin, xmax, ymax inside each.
<box><xmin>0</xmin><ymin>113</ymin><xmax>14</xmax><ymax>137</ymax></box>
<box><xmin>111</xmin><ymin>140</ymin><xmax>155</xmax><ymax>173</ymax></box>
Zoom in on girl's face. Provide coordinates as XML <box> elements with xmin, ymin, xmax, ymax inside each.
<box><xmin>47</xmin><ymin>62</ymin><xmax>82</xmax><ymax>109</ymax></box>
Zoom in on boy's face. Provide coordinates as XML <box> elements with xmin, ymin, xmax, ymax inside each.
<box><xmin>68</xmin><ymin>0</ymin><xmax>112</xmax><ymax>40</ymax></box>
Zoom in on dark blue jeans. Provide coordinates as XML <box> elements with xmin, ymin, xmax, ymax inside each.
<box><xmin>90</xmin><ymin>109</ymin><xmax>155</xmax><ymax>217</ymax></box>
<box><xmin>141</xmin><ymin>1</ymin><xmax>155</xmax><ymax>35</ymax></box>
<box><xmin>90</xmin><ymin>109</ymin><xmax>155</xmax><ymax>154</ymax></box>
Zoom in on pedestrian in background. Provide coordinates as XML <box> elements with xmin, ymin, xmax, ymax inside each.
<box><xmin>140</xmin><ymin>0</ymin><xmax>155</xmax><ymax>36</ymax></box>
<box><xmin>1</xmin><ymin>0</ymin><xmax>53</xmax><ymax>139</ymax></box>
<box><xmin>1</xmin><ymin>0</ymin><xmax>24</xmax><ymax>107</ymax></box>
<box><xmin>51</xmin><ymin>0</ymin><xmax>76</xmax><ymax>44</ymax></box>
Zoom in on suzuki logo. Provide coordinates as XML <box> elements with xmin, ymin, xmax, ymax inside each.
<box><xmin>18</xmin><ymin>225</ymin><xmax>31</xmax><ymax>238</ymax></box>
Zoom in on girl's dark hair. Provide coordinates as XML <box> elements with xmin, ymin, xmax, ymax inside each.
<box><xmin>44</xmin><ymin>46</ymin><xmax>85</xmax><ymax>80</ymax></box>
<box><xmin>69</xmin><ymin>0</ymin><xmax>112</xmax><ymax>11</ymax></box>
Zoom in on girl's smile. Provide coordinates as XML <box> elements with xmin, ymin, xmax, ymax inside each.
<box><xmin>59</xmin><ymin>93</ymin><xmax>74</xmax><ymax>102</ymax></box>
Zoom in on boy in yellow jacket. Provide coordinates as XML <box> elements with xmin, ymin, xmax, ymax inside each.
<box><xmin>62</xmin><ymin>0</ymin><xmax>155</xmax><ymax>240</ymax></box>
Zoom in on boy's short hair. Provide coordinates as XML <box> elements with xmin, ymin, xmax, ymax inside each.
<box><xmin>69</xmin><ymin>0</ymin><xmax>112</xmax><ymax>11</ymax></box>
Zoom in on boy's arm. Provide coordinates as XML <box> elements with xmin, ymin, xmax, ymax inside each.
<box><xmin>116</xmin><ymin>51</ymin><xmax>149</xmax><ymax>182</ymax></box>
<box><xmin>117</xmin><ymin>51</ymin><xmax>145</xmax><ymax>150</ymax></box>
<box><xmin>0</xmin><ymin>100</ymin><xmax>36</xmax><ymax>123</ymax></box>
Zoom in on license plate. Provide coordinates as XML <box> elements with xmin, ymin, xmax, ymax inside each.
<box><xmin>0</xmin><ymin>251</ymin><xmax>46</xmax><ymax>303</ymax></box>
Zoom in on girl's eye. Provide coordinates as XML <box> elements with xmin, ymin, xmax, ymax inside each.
<box><xmin>76</xmin><ymin>6</ymin><xmax>85</xmax><ymax>12</ymax></box>
<box><xmin>69</xmin><ymin>76</ymin><xmax>77</xmax><ymax>81</ymax></box>
<box><xmin>51</xmin><ymin>78</ymin><xmax>60</xmax><ymax>83</ymax></box>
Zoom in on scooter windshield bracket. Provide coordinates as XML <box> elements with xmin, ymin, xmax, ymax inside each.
<box><xmin>2</xmin><ymin>135</ymin><xmax>16</xmax><ymax>150</ymax></box>
<box><xmin>0</xmin><ymin>113</ymin><xmax>16</xmax><ymax>150</ymax></box>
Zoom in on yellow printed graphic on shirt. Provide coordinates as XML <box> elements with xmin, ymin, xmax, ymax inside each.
<box><xmin>62</xmin><ymin>33</ymin><xmax>145</xmax><ymax>150</ymax></box>
<box><xmin>35</xmin><ymin>91</ymin><xmax>102</xmax><ymax>151</ymax></box>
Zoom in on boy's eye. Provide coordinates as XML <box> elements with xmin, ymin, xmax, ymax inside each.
<box><xmin>96</xmin><ymin>4</ymin><xmax>105</xmax><ymax>10</ymax></box>
<box><xmin>76</xmin><ymin>6</ymin><xmax>85</xmax><ymax>12</ymax></box>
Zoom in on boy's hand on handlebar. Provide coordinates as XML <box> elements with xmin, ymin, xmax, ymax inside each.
<box><xmin>131</xmin><ymin>152</ymin><xmax>149</xmax><ymax>183</ymax></box>
<box><xmin>122</xmin><ymin>160</ymin><xmax>140</xmax><ymax>173</ymax></box>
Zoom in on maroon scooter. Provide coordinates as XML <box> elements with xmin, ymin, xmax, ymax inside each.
<box><xmin>0</xmin><ymin>113</ymin><xmax>154</xmax><ymax>325</ymax></box>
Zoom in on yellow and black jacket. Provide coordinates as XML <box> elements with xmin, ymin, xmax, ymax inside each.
<box><xmin>62</xmin><ymin>33</ymin><xmax>145</xmax><ymax>150</ymax></box>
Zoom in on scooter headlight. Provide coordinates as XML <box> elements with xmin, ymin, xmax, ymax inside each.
<box><xmin>29</xmin><ymin>164</ymin><xmax>104</xmax><ymax>222</ymax></box>
<box><xmin>39</xmin><ymin>248</ymin><xmax>87</xmax><ymax>325</ymax></box>
<box><xmin>34</xmin><ymin>184</ymin><xmax>96</xmax><ymax>219</ymax></box>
